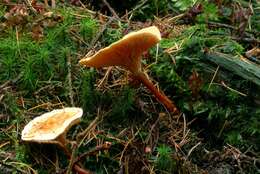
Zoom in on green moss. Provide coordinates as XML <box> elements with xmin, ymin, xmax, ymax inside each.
<box><xmin>110</xmin><ymin>87</ymin><xmax>135</xmax><ymax>119</ymax></box>
<box><xmin>79</xmin><ymin>69</ymin><xmax>98</xmax><ymax>113</ymax></box>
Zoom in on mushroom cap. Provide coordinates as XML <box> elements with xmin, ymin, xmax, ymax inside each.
<box><xmin>79</xmin><ymin>26</ymin><xmax>161</xmax><ymax>73</ymax></box>
<box><xmin>21</xmin><ymin>107</ymin><xmax>83</xmax><ymax>143</ymax></box>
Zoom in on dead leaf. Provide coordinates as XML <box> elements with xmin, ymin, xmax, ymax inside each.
<box><xmin>245</xmin><ymin>47</ymin><xmax>260</xmax><ymax>59</ymax></box>
<box><xmin>31</xmin><ymin>24</ymin><xmax>44</xmax><ymax>41</ymax></box>
<box><xmin>188</xmin><ymin>69</ymin><xmax>203</xmax><ymax>99</ymax></box>
<box><xmin>4</xmin><ymin>5</ymin><xmax>28</xmax><ymax>26</ymax></box>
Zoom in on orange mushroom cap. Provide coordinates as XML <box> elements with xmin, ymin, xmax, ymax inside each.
<box><xmin>21</xmin><ymin>107</ymin><xmax>83</xmax><ymax>143</ymax></box>
<box><xmin>79</xmin><ymin>26</ymin><xmax>161</xmax><ymax>73</ymax></box>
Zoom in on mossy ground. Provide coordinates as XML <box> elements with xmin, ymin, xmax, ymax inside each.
<box><xmin>0</xmin><ymin>1</ymin><xmax>259</xmax><ymax>174</ymax></box>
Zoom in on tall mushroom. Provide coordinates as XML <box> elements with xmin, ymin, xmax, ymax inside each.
<box><xmin>79</xmin><ymin>26</ymin><xmax>179</xmax><ymax>113</ymax></box>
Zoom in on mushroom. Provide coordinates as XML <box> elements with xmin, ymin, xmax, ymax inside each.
<box><xmin>21</xmin><ymin>107</ymin><xmax>91</xmax><ymax>173</ymax></box>
<box><xmin>22</xmin><ymin>107</ymin><xmax>83</xmax><ymax>148</ymax></box>
<box><xmin>79</xmin><ymin>26</ymin><xmax>179</xmax><ymax>113</ymax></box>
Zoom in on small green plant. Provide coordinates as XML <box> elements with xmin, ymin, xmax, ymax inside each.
<box><xmin>196</xmin><ymin>2</ymin><xmax>219</xmax><ymax>22</ymax></box>
<box><xmin>79</xmin><ymin>69</ymin><xmax>98</xmax><ymax>113</ymax></box>
<box><xmin>102</xmin><ymin>22</ymin><xmax>125</xmax><ymax>45</ymax></box>
<box><xmin>172</xmin><ymin>0</ymin><xmax>197</xmax><ymax>11</ymax></box>
<box><xmin>154</xmin><ymin>144</ymin><xmax>176</xmax><ymax>173</ymax></box>
<box><xmin>80</xmin><ymin>18</ymin><xmax>98</xmax><ymax>42</ymax></box>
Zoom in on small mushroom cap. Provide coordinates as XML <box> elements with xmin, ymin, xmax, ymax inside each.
<box><xmin>79</xmin><ymin>26</ymin><xmax>161</xmax><ymax>73</ymax></box>
<box><xmin>21</xmin><ymin>107</ymin><xmax>83</xmax><ymax>143</ymax></box>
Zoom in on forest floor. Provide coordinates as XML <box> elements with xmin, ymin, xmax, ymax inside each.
<box><xmin>0</xmin><ymin>0</ymin><xmax>259</xmax><ymax>174</ymax></box>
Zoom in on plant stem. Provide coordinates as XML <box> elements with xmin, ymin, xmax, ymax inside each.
<box><xmin>134</xmin><ymin>72</ymin><xmax>179</xmax><ymax>114</ymax></box>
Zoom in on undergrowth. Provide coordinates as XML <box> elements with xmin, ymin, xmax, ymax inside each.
<box><xmin>0</xmin><ymin>1</ymin><xmax>259</xmax><ymax>174</ymax></box>
<box><xmin>152</xmin><ymin>23</ymin><xmax>260</xmax><ymax>151</ymax></box>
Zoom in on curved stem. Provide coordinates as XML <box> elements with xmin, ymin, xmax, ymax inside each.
<box><xmin>134</xmin><ymin>72</ymin><xmax>179</xmax><ymax>114</ymax></box>
<box><xmin>56</xmin><ymin>135</ymin><xmax>91</xmax><ymax>174</ymax></box>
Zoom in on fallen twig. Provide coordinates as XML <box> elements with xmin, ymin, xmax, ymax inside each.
<box><xmin>102</xmin><ymin>0</ymin><xmax>120</xmax><ymax>19</ymax></box>
<box><xmin>87</xmin><ymin>17</ymin><xmax>114</xmax><ymax>52</ymax></box>
<box><xmin>66</xmin><ymin>142</ymin><xmax>77</xmax><ymax>174</ymax></box>
<box><xmin>66</xmin><ymin>52</ymin><xmax>74</xmax><ymax>106</ymax></box>
<box><xmin>205</xmin><ymin>52</ymin><xmax>260</xmax><ymax>86</ymax></box>
<box><xmin>207</xmin><ymin>21</ymin><xmax>260</xmax><ymax>37</ymax></box>
<box><xmin>76</xmin><ymin>110</ymin><xmax>101</xmax><ymax>147</ymax></box>
<box><xmin>207</xmin><ymin>66</ymin><xmax>219</xmax><ymax>92</ymax></box>
<box><xmin>221</xmin><ymin>81</ymin><xmax>247</xmax><ymax>97</ymax></box>
<box><xmin>187</xmin><ymin>142</ymin><xmax>201</xmax><ymax>159</ymax></box>
<box><xmin>73</xmin><ymin>141</ymin><xmax>112</xmax><ymax>165</ymax></box>
<box><xmin>23</xmin><ymin>0</ymin><xmax>37</xmax><ymax>14</ymax></box>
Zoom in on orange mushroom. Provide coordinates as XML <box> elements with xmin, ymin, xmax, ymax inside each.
<box><xmin>79</xmin><ymin>26</ymin><xmax>179</xmax><ymax>114</ymax></box>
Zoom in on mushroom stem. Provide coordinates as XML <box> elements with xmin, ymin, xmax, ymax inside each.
<box><xmin>134</xmin><ymin>72</ymin><xmax>179</xmax><ymax>114</ymax></box>
<box><xmin>56</xmin><ymin>135</ymin><xmax>91</xmax><ymax>174</ymax></box>
<box><xmin>57</xmin><ymin>134</ymin><xmax>68</xmax><ymax>145</ymax></box>
<box><xmin>56</xmin><ymin>134</ymin><xmax>71</xmax><ymax>157</ymax></box>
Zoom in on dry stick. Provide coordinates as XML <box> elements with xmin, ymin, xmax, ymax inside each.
<box><xmin>71</xmin><ymin>7</ymin><xmax>120</xmax><ymax>22</ymax></box>
<box><xmin>76</xmin><ymin>114</ymin><xmax>105</xmax><ymax>146</ymax></box>
<box><xmin>119</xmin><ymin>130</ymin><xmax>140</xmax><ymax>165</ymax></box>
<box><xmin>217</xmin><ymin>120</ymin><xmax>228</xmax><ymax>138</ymax></box>
<box><xmin>207</xmin><ymin>65</ymin><xmax>219</xmax><ymax>92</ymax></box>
<box><xmin>79</xmin><ymin>17</ymin><xmax>115</xmax><ymax>94</ymax></box>
<box><xmin>144</xmin><ymin>115</ymin><xmax>160</xmax><ymax>151</ymax></box>
<box><xmin>134</xmin><ymin>72</ymin><xmax>179</xmax><ymax>114</ymax></box>
<box><xmin>66</xmin><ymin>143</ymin><xmax>77</xmax><ymax>174</ymax></box>
<box><xmin>207</xmin><ymin>21</ymin><xmax>260</xmax><ymax>36</ymax></box>
<box><xmin>76</xmin><ymin>112</ymin><xmax>101</xmax><ymax>147</ymax></box>
<box><xmin>87</xmin><ymin>17</ymin><xmax>114</xmax><ymax>53</ymax></box>
<box><xmin>121</xmin><ymin>0</ymin><xmax>149</xmax><ymax>20</ymax></box>
<box><xmin>221</xmin><ymin>81</ymin><xmax>247</xmax><ymax>97</ymax></box>
<box><xmin>57</xmin><ymin>142</ymin><xmax>91</xmax><ymax>174</ymax></box>
<box><xmin>231</xmin><ymin>36</ymin><xmax>260</xmax><ymax>44</ymax></box>
<box><xmin>55</xmin><ymin>135</ymin><xmax>91</xmax><ymax>174</ymax></box>
<box><xmin>145</xmin><ymin>115</ymin><xmax>160</xmax><ymax>144</ymax></box>
<box><xmin>69</xmin><ymin>31</ymin><xmax>88</xmax><ymax>46</ymax></box>
<box><xmin>97</xmin><ymin>67</ymin><xmax>113</xmax><ymax>89</ymax></box>
<box><xmin>102</xmin><ymin>0</ymin><xmax>120</xmax><ymax>19</ymax></box>
<box><xmin>0</xmin><ymin>74</ymin><xmax>21</xmax><ymax>92</ymax></box>
<box><xmin>71</xmin><ymin>7</ymin><xmax>116</xmax><ymax>53</ymax></box>
<box><xmin>51</xmin><ymin>0</ymin><xmax>55</xmax><ymax>8</ymax></box>
<box><xmin>44</xmin><ymin>0</ymin><xmax>49</xmax><ymax>7</ymax></box>
<box><xmin>182</xmin><ymin>113</ymin><xmax>187</xmax><ymax>139</ymax></box>
<box><xmin>15</xmin><ymin>26</ymin><xmax>22</xmax><ymax>58</ymax></box>
<box><xmin>187</xmin><ymin>142</ymin><xmax>201</xmax><ymax>159</ymax></box>
<box><xmin>27</xmin><ymin>102</ymin><xmax>64</xmax><ymax>111</ymax></box>
<box><xmin>67</xmin><ymin>53</ymin><xmax>74</xmax><ymax>106</ymax></box>
<box><xmin>0</xmin><ymin>160</ymin><xmax>35</xmax><ymax>174</ymax></box>
<box><xmin>23</xmin><ymin>0</ymin><xmax>37</xmax><ymax>14</ymax></box>
<box><xmin>179</xmin><ymin>129</ymin><xmax>190</xmax><ymax>147</ymax></box>
<box><xmin>73</xmin><ymin>165</ymin><xmax>92</xmax><ymax>174</ymax></box>
<box><xmin>71</xmin><ymin>110</ymin><xmax>110</xmax><ymax>173</ymax></box>
<box><xmin>0</xmin><ymin>141</ymin><xmax>10</xmax><ymax>149</ymax></box>
<box><xmin>167</xmin><ymin>13</ymin><xmax>186</xmax><ymax>22</ymax></box>
<box><xmin>74</xmin><ymin>0</ymin><xmax>117</xmax><ymax>52</ymax></box>
<box><xmin>73</xmin><ymin>142</ymin><xmax>112</xmax><ymax>165</ymax></box>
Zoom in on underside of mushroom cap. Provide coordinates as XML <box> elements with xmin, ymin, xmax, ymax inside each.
<box><xmin>21</xmin><ymin>107</ymin><xmax>83</xmax><ymax>143</ymax></box>
<box><xmin>79</xmin><ymin>26</ymin><xmax>161</xmax><ymax>73</ymax></box>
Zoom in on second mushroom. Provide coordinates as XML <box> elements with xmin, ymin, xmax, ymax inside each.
<box><xmin>79</xmin><ymin>26</ymin><xmax>179</xmax><ymax>114</ymax></box>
